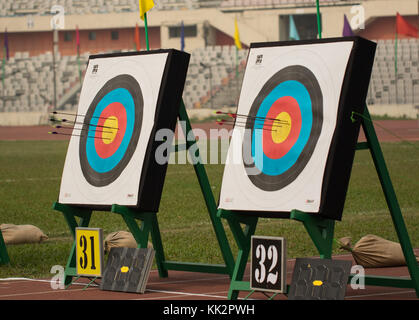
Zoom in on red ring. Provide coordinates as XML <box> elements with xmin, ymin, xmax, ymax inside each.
<box><xmin>94</xmin><ymin>102</ymin><xmax>127</xmax><ymax>159</ymax></box>
<box><xmin>262</xmin><ymin>96</ymin><xmax>302</xmax><ymax>159</ymax></box>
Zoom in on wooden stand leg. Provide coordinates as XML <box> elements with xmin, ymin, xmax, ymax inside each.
<box><xmin>112</xmin><ymin>204</ymin><xmax>168</xmax><ymax>278</ymax></box>
<box><xmin>0</xmin><ymin>229</ymin><xmax>10</xmax><ymax>265</ymax></box>
<box><xmin>290</xmin><ymin>210</ymin><xmax>335</xmax><ymax>259</ymax></box>
<box><xmin>357</xmin><ymin>107</ymin><xmax>419</xmax><ymax>297</ymax></box>
<box><xmin>52</xmin><ymin>202</ymin><xmax>92</xmax><ymax>286</ymax></box>
<box><xmin>218</xmin><ymin>210</ymin><xmax>258</xmax><ymax>300</ymax></box>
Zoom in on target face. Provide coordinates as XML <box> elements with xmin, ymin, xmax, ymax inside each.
<box><xmin>79</xmin><ymin>74</ymin><xmax>143</xmax><ymax>187</ymax></box>
<box><xmin>244</xmin><ymin>65</ymin><xmax>323</xmax><ymax>191</ymax></box>
<box><xmin>219</xmin><ymin>38</ymin><xmax>376</xmax><ymax>219</ymax></box>
<box><xmin>58</xmin><ymin>50</ymin><xmax>190</xmax><ymax>209</ymax></box>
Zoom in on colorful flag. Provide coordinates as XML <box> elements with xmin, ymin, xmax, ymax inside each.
<box><xmin>4</xmin><ymin>29</ymin><xmax>9</xmax><ymax>61</ymax></box>
<box><xmin>139</xmin><ymin>0</ymin><xmax>154</xmax><ymax>21</ymax></box>
<box><xmin>76</xmin><ymin>25</ymin><xmax>80</xmax><ymax>48</ymax></box>
<box><xmin>289</xmin><ymin>15</ymin><xmax>300</xmax><ymax>40</ymax></box>
<box><xmin>2</xmin><ymin>29</ymin><xmax>9</xmax><ymax>88</ymax></box>
<box><xmin>134</xmin><ymin>23</ymin><xmax>141</xmax><ymax>51</ymax></box>
<box><xmin>342</xmin><ymin>14</ymin><xmax>354</xmax><ymax>37</ymax></box>
<box><xmin>75</xmin><ymin>26</ymin><xmax>82</xmax><ymax>84</ymax></box>
<box><xmin>396</xmin><ymin>12</ymin><xmax>418</xmax><ymax>37</ymax></box>
<box><xmin>234</xmin><ymin>18</ymin><xmax>242</xmax><ymax>50</ymax></box>
<box><xmin>395</xmin><ymin>13</ymin><xmax>418</xmax><ymax>75</ymax></box>
<box><xmin>180</xmin><ymin>21</ymin><xmax>185</xmax><ymax>52</ymax></box>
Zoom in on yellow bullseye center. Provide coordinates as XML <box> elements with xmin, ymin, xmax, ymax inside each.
<box><xmin>102</xmin><ymin>116</ymin><xmax>118</xmax><ymax>144</ymax></box>
<box><xmin>271</xmin><ymin>112</ymin><xmax>291</xmax><ymax>144</ymax></box>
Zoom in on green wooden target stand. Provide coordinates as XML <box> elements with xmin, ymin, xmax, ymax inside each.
<box><xmin>217</xmin><ymin>105</ymin><xmax>419</xmax><ymax>300</ymax></box>
<box><xmin>0</xmin><ymin>229</ymin><xmax>10</xmax><ymax>265</ymax></box>
<box><xmin>53</xmin><ymin>100</ymin><xmax>235</xmax><ymax>286</ymax></box>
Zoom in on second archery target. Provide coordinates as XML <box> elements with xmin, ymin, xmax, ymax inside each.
<box><xmin>219</xmin><ymin>37</ymin><xmax>376</xmax><ymax>220</ymax></box>
<box><xmin>59</xmin><ymin>49</ymin><xmax>189</xmax><ymax>210</ymax></box>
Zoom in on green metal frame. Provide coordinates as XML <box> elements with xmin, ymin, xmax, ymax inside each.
<box><xmin>52</xmin><ymin>202</ymin><xmax>92</xmax><ymax>285</ymax></box>
<box><xmin>53</xmin><ymin>100</ymin><xmax>235</xmax><ymax>286</ymax></box>
<box><xmin>218</xmin><ymin>105</ymin><xmax>419</xmax><ymax>299</ymax></box>
<box><xmin>0</xmin><ymin>229</ymin><xmax>10</xmax><ymax>265</ymax></box>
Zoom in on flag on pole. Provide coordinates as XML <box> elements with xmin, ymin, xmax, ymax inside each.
<box><xmin>76</xmin><ymin>25</ymin><xmax>80</xmax><ymax>48</ymax></box>
<box><xmin>180</xmin><ymin>21</ymin><xmax>185</xmax><ymax>51</ymax></box>
<box><xmin>289</xmin><ymin>15</ymin><xmax>300</xmax><ymax>40</ymax></box>
<box><xmin>75</xmin><ymin>25</ymin><xmax>82</xmax><ymax>85</ymax></box>
<box><xmin>2</xmin><ymin>29</ymin><xmax>9</xmax><ymax>88</ymax></box>
<box><xmin>396</xmin><ymin>12</ymin><xmax>418</xmax><ymax>37</ymax></box>
<box><xmin>342</xmin><ymin>14</ymin><xmax>354</xmax><ymax>37</ymax></box>
<box><xmin>394</xmin><ymin>13</ymin><xmax>418</xmax><ymax>75</ymax></box>
<box><xmin>394</xmin><ymin>13</ymin><xmax>418</xmax><ymax>102</ymax></box>
<box><xmin>134</xmin><ymin>23</ymin><xmax>141</xmax><ymax>51</ymax></box>
<box><xmin>234</xmin><ymin>18</ymin><xmax>242</xmax><ymax>50</ymax></box>
<box><xmin>4</xmin><ymin>29</ymin><xmax>9</xmax><ymax>61</ymax></box>
<box><xmin>139</xmin><ymin>0</ymin><xmax>154</xmax><ymax>21</ymax></box>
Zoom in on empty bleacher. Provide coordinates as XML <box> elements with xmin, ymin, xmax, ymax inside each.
<box><xmin>220</xmin><ymin>0</ymin><xmax>349</xmax><ymax>9</ymax></box>
<box><xmin>0</xmin><ymin>45</ymin><xmax>247</xmax><ymax>113</ymax></box>
<box><xmin>367</xmin><ymin>38</ymin><xmax>419</xmax><ymax>105</ymax></box>
<box><xmin>183</xmin><ymin>45</ymin><xmax>247</xmax><ymax>108</ymax></box>
<box><xmin>1</xmin><ymin>38</ymin><xmax>418</xmax><ymax>114</ymax></box>
<box><xmin>0</xmin><ymin>51</ymin><xmax>88</xmax><ymax>113</ymax></box>
<box><xmin>0</xmin><ymin>0</ymin><xmax>223</xmax><ymax>16</ymax></box>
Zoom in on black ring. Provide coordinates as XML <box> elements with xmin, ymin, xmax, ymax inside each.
<box><xmin>242</xmin><ymin>65</ymin><xmax>323</xmax><ymax>191</ymax></box>
<box><xmin>79</xmin><ymin>74</ymin><xmax>144</xmax><ymax>187</ymax></box>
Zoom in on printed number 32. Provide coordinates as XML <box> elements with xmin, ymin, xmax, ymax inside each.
<box><xmin>255</xmin><ymin>244</ymin><xmax>278</xmax><ymax>284</ymax></box>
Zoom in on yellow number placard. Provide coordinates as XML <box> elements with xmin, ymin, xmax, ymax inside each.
<box><xmin>75</xmin><ymin>228</ymin><xmax>103</xmax><ymax>277</ymax></box>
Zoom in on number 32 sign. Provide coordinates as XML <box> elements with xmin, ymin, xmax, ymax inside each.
<box><xmin>250</xmin><ymin>236</ymin><xmax>287</xmax><ymax>293</ymax></box>
<box><xmin>75</xmin><ymin>228</ymin><xmax>104</xmax><ymax>277</ymax></box>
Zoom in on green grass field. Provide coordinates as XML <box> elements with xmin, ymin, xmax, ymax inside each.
<box><xmin>0</xmin><ymin>138</ymin><xmax>418</xmax><ymax>279</ymax></box>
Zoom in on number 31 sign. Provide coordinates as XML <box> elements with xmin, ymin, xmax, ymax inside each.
<box><xmin>75</xmin><ymin>228</ymin><xmax>104</xmax><ymax>278</ymax></box>
<box><xmin>250</xmin><ymin>236</ymin><xmax>287</xmax><ymax>293</ymax></box>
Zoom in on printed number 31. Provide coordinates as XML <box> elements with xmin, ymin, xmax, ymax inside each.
<box><xmin>255</xmin><ymin>244</ymin><xmax>278</xmax><ymax>284</ymax></box>
<box><xmin>79</xmin><ymin>235</ymin><xmax>96</xmax><ymax>270</ymax></box>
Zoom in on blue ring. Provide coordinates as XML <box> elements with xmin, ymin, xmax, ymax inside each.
<box><xmin>251</xmin><ymin>80</ymin><xmax>312</xmax><ymax>176</ymax></box>
<box><xmin>85</xmin><ymin>88</ymin><xmax>135</xmax><ymax>173</ymax></box>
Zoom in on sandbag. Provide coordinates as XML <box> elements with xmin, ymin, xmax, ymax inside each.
<box><xmin>338</xmin><ymin>234</ymin><xmax>419</xmax><ymax>268</ymax></box>
<box><xmin>0</xmin><ymin>224</ymin><xmax>48</xmax><ymax>245</ymax></box>
<box><xmin>104</xmin><ymin>231</ymin><xmax>152</xmax><ymax>253</ymax></box>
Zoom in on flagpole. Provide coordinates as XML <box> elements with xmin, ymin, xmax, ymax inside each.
<box><xmin>2</xmin><ymin>49</ymin><xmax>5</xmax><ymax>98</ymax></box>
<box><xmin>76</xmin><ymin>27</ymin><xmax>82</xmax><ymax>86</ymax></box>
<box><xmin>144</xmin><ymin>13</ymin><xmax>150</xmax><ymax>51</ymax></box>
<box><xmin>395</xmin><ymin>31</ymin><xmax>398</xmax><ymax>104</ymax></box>
<box><xmin>316</xmin><ymin>0</ymin><xmax>322</xmax><ymax>39</ymax></box>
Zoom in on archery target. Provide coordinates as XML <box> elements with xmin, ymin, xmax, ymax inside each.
<box><xmin>58</xmin><ymin>50</ymin><xmax>189</xmax><ymax>208</ymax></box>
<box><xmin>244</xmin><ymin>65</ymin><xmax>323</xmax><ymax>191</ymax></box>
<box><xmin>219</xmin><ymin>40</ymin><xmax>355</xmax><ymax>214</ymax></box>
<box><xmin>79</xmin><ymin>74</ymin><xmax>143</xmax><ymax>187</ymax></box>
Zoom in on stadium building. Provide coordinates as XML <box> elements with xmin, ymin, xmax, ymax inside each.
<box><xmin>0</xmin><ymin>0</ymin><xmax>418</xmax><ymax>125</ymax></box>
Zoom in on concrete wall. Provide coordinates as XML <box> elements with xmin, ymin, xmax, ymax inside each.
<box><xmin>0</xmin><ymin>112</ymin><xmax>49</xmax><ymax>126</ymax></box>
<box><xmin>368</xmin><ymin>104</ymin><xmax>419</xmax><ymax>119</ymax></box>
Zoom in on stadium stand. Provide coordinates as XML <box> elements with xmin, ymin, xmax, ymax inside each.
<box><xmin>0</xmin><ymin>45</ymin><xmax>247</xmax><ymax>113</ymax></box>
<box><xmin>2</xmin><ymin>37</ymin><xmax>419</xmax><ymax>113</ymax></box>
<box><xmin>0</xmin><ymin>0</ymin><xmax>224</xmax><ymax>16</ymax></box>
<box><xmin>220</xmin><ymin>0</ymin><xmax>346</xmax><ymax>9</ymax></box>
<box><xmin>0</xmin><ymin>51</ymin><xmax>89</xmax><ymax>113</ymax></box>
<box><xmin>0</xmin><ymin>0</ymin><xmax>418</xmax><ymax>124</ymax></box>
<box><xmin>368</xmin><ymin>38</ymin><xmax>419</xmax><ymax>106</ymax></box>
